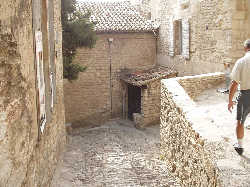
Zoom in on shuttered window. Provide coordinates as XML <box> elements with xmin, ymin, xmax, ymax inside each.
<box><xmin>169</xmin><ymin>19</ymin><xmax>190</xmax><ymax>59</ymax></box>
<box><xmin>182</xmin><ymin>19</ymin><xmax>190</xmax><ymax>59</ymax></box>
<box><xmin>169</xmin><ymin>20</ymin><xmax>175</xmax><ymax>56</ymax></box>
<box><xmin>174</xmin><ymin>20</ymin><xmax>182</xmax><ymax>55</ymax></box>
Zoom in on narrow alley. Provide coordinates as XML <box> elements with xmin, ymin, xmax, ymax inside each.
<box><xmin>52</xmin><ymin>120</ymin><xmax>180</xmax><ymax>187</ymax></box>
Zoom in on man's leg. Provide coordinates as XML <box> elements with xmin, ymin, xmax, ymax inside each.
<box><xmin>235</xmin><ymin>120</ymin><xmax>244</xmax><ymax>155</ymax></box>
<box><xmin>236</xmin><ymin>120</ymin><xmax>244</xmax><ymax>139</ymax></box>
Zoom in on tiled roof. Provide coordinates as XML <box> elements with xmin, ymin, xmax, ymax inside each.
<box><xmin>79</xmin><ymin>1</ymin><xmax>159</xmax><ymax>33</ymax></box>
<box><xmin>120</xmin><ymin>66</ymin><xmax>178</xmax><ymax>87</ymax></box>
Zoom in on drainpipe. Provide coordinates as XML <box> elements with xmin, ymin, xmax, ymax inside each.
<box><xmin>108</xmin><ymin>38</ymin><xmax>113</xmax><ymax>118</ymax></box>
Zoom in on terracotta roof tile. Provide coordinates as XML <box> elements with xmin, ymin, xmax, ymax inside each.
<box><xmin>79</xmin><ymin>1</ymin><xmax>159</xmax><ymax>33</ymax></box>
<box><xmin>120</xmin><ymin>66</ymin><xmax>178</xmax><ymax>86</ymax></box>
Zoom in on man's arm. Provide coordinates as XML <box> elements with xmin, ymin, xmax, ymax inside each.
<box><xmin>228</xmin><ymin>80</ymin><xmax>238</xmax><ymax>113</ymax></box>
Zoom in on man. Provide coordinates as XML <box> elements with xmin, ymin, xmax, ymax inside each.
<box><xmin>228</xmin><ymin>39</ymin><xmax>250</xmax><ymax>155</ymax></box>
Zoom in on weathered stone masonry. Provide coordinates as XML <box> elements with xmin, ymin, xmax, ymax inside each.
<box><xmin>0</xmin><ymin>0</ymin><xmax>66</xmax><ymax>186</ymax></box>
<box><xmin>158</xmin><ymin>0</ymin><xmax>250</xmax><ymax>76</ymax></box>
<box><xmin>64</xmin><ymin>33</ymin><xmax>157</xmax><ymax>126</ymax></box>
<box><xmin>160</xmin><ymin>73</ymin><xmax>224</xmax><ymax>186</ymax></box>
<box><xmin>142</xmin><ymin>81</ymin><xmax>162</xmax><ymax>126</ymax></box>
<box><xmin>177</xmin><ymin>73</ymin><xmax>225</xmax><ymax>99</ymax></box>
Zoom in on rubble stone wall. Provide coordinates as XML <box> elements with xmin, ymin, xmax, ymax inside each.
<box><xmin>141</xmin><ymin>74</ymin><xmax>177</xmax><ymax>127</ymax></box>
<box><xmin>142</xmin><ymin>81</ymin><xmax>161</xmax><ymax>126</ymax></box>
<box><xmin>177</xmin><ymin>72</ymin><xmax>225</xmax><ymax>99</ymax></box>
<box><xmin>0</xmin><ymin>0</ymin><xmax>66</xmax><ymax>186</ymax></box>
<box><xmin>158</xmin><ymin>0</ymin><xmax>233</xmax><ymax>76</ymax></box>
<box><xmin>160</xmin><ymin>73</ymin><xmax>224</xmax><ymax>186</ymax></box>
<box><xmin>64</xmin><ymin>32</ymin><xmax>157</xmax><ymax>126</ymax></box>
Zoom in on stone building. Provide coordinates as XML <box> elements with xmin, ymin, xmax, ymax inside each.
<box><xmin>0</xmin><ymin>0</ymin><xmax>66</xmax><ymax>186</ymax></box>
<box><xmin>158</xmin><ymin>0</ymin><xmax>250</xmax><ymax>76</ymax></box>
<box><xmin>130</xmin><ymin>0</ymin><xmax>161</xmax><ymax>21</ymax></box>
<box><xmin>121</xmin><ymin>66</ymin><xmax>177</xmax><ymax>127</ymax></box>
<box><xmin>64</xmin><ymin>1</ymin><xmax>176</xmax><ymax>127</ymax></box>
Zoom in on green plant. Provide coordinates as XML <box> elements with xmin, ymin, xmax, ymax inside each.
<box><xmin>62</xmin><ymin>0</ymin><xmax>97</xmax><ymax>81</ymax></box>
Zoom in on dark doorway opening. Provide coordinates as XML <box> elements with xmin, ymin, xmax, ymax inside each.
<box><xmin>128</xmin><ymin>84</ymin><xmax>141</xmax><ymax>120</ymax></box>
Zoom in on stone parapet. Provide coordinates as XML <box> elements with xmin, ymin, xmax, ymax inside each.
<box><xmin>160</xmin><ymin>73</ymin><xmax>225</xmax><ymax>186</ymax></box>
<box><xmin>177</xmin><ymin>72</ymin><xmax>225</xmax><ymax>99</ymax></box>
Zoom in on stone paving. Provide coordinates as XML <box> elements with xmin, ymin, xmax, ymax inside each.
<box><xmin>52</xmin><ymin>120</ymin><xmax>180</xmax><ymax>187</ymax></box>
<box><xmin>194</xmin><ymin>86</ymin><xmax>250</xmax><ymax>186</ymax></box>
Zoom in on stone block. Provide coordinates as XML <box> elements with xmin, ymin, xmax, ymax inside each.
<box><xmin>133</xmin><ymin>113</ymin><xmax>144</xmax><ymax>128</ymax></box>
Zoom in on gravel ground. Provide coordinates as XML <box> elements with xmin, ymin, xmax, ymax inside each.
<box><xmin>52</xmin><ymin>120</ymin><xmax>180</xmax><ymax>187</ymax></box>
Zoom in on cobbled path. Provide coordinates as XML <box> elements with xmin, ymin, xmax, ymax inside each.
<box><xmin>52</xmin><ymin>120</ymin><xmax>180</xmax><ymax>187</ymax></box>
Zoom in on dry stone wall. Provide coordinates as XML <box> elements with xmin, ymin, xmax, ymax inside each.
<box><xmin>177</xmin><ymin>72</ymin><xmax>225</xmax><ymax>99</ymax></box>
<box><xmin>0</xmin><ymin>0</ymin><xmax>66</xmax><ymax>186</ymax></box>
<box><xmin>160</xmin><ymin>73</ymin><xmax>225</xmax><ymax>186</ymax></box>
<box><xmin>64</xmin><ymin>32</ymin><xmax>157</xmax><ymax>126</ymax></box>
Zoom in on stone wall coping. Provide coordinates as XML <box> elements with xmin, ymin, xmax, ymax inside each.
<box><xmin>161</xmin><ymin>72</ymin><xmax>225</xmax><ymax>141</ymax></box>
<box><xmin>174</xmin><ymin>72</ymin><xmax>224</xmax><ymax>81</ymax></box>
<box><xmin>161</xmin><ymin>78</ymin><xmax>196</xmax><ymax>112</ymax></box>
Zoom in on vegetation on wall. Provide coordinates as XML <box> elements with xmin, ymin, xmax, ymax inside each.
<box><xmin>62</xmin><ymin>0</ymin><xmax>97</xmax><ymax>81</ymax></box>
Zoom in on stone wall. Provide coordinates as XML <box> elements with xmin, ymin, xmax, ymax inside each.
<box><xmin>158</xmin><ymin>0</ymin><xmax>234</xmax><ymax>76</ymax></box>
<box><xmin>0</xmin><ymin>0</ymin><xmax>66</xmax><ymax>186</ymax></box>
<box><xmin>231</xmin><ymin>0</ymin><xmax>250</xmax><ymax>63</ymax></box>
<box><xmin>141</xmin><ymin>73</ymin><xmax>177</xmax><ymax>127</ymax></box>
<box><xmin>142</xmin><ymin>81</ymin><xmax>161</xmax><ymax>126</ymax></box>
<box><xmin>177</xmin><ymin>72</ymin><xmax>225</xmax><ymax>99</ymax></box>
<box><xmin>160</xmin><ymin>73</ymin><xmax>225</xmax><ymax>186</ymax></box>
<box><xmin>64</xmin><ymin>32</ymin><xmax>157</xmax><ymax>126</ymax></box>
<box><xmin>130</xmin><ymin>0</ymin><xmax>161</xmax><ymax>21</ymax></box>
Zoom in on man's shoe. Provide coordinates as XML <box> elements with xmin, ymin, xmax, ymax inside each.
<box><xmin>234</xmin><ymin>145</ymin><xmax>244</xmax><ymax>155</ymax></box>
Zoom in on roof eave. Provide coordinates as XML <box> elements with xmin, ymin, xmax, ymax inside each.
<box><xmin>95</xmin><ymin>30</ymin><xmax>158</xmax><ymax>34</ymax></box>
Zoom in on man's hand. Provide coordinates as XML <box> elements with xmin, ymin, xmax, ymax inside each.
<box><xmin>228</xmin><ymin>100</ymin><xmax>236</xmax><ymax>113</ymax></box>
<box><xmin>228</xmin><ymin>80</ymin><xmax>238</xmax><ymax>113</ymax></box>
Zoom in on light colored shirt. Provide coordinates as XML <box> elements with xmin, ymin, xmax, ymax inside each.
<box><xmin>231</xmin><ymin>51</ymin><xmax>250</xmax><ymax>90</ymax></box>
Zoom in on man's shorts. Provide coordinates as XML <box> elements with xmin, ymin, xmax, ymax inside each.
<box><xmin>237</xmin><ymin>90</ymin><xmax>250</xmax><ymax>125</ymax></box>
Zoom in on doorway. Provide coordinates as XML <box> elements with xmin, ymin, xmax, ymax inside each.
<box><xmin>128</xmin><ymin>84</ymin><xmax>141</xmax><ymax>120</ymax></box>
